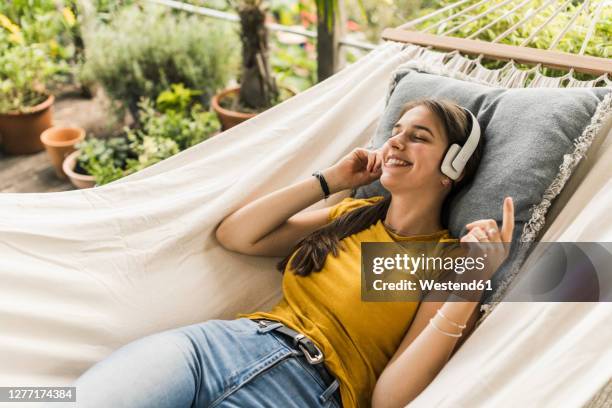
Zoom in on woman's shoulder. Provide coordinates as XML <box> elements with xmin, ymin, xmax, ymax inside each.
<box><xmin>328</xmin><ymin>195</ymin><xmax>385</xmax><ymax>222</ymax></box>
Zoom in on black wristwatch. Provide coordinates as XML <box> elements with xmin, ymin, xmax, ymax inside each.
<box><xmin>312</xmin><ymin>171</ymin><xmax>331</xmax><ymax>199</ymax></box>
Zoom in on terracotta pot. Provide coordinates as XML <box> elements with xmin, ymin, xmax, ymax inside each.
<box><xmin>211</xmin><ymin>87</ymin><xmax>257</xmax><ymax>131</ymax></box>
<box><xmin>211</xmin><ymin>86</ymin><xmax>296</xmax><ymax>131</ymax></box>
<box><xmin>62</xmin><ymin>150</ymin><xmax>96</xmax><ymax>189</ymax></box>
<box><xmin>41</xmin><ymin>126</ymin><xmax>86</xmax><ymax>179</ymax></box>
<box><xmin>0</xmin><ymin>94</ymin><xmax>54</xmax><ymax>155</ymax></box>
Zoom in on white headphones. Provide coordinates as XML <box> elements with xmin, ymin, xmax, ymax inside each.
<box><xmin>440</xmin><ymin>107</ymin><xmax>481</xmax><ymax>181</ymax></box>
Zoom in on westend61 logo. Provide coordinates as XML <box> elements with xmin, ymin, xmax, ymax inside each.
<box><xmin>361</xmin><ymin>242</ymin><xmax>612</xmax><ymax>302</ymax></box>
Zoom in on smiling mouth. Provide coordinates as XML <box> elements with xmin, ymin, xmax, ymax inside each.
<box><xmin>384</xmin><ymin>157</ymin><xmax>413</xmax><ymax>168</ymax></box>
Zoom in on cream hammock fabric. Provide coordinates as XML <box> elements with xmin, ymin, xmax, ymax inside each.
<box><xmin>1</xmin><ymin>40</ymin><xmax>611</xmax><ymax>407</ymax></box>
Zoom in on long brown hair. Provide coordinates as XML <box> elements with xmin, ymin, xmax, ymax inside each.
<box><xmin>277</xmin><ymin>98</ymin><xmax>485</xmax><ymax>276</ymax></box>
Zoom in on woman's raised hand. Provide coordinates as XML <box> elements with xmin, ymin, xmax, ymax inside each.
<box><xmin>459</xmin><ymin>197</ymin><xmax>515</xmax><ymax>278</ymax></box>
<box><xmin>322</xmin><ymin>147</ymin><xmax>383</xmax><ymax>193</ymax></box>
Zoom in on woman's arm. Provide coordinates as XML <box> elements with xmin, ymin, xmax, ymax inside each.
<box><xmin>215</xmin><ymin>148</ymin><xmax>383</xmax><ymax>257</ymax></box>
<box><xmin>215</xmin><ymin>173</ymin><xmax>342</xmax><ymax>256</ymax></box>
<box><xmin>372</xmin><ymin>197</ymin><xmax>514</xmax><ymax>408</ymax></box>
<box><xmin>371</xmin><ymin>299</ymin><xmax>480</xmax><ymax>408</ymax></box>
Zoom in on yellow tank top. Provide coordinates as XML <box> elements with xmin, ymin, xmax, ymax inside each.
<box><xmin>240</xmin><ymin>196</ymin><xmax>459</xmax><ymax>407</ymax></box>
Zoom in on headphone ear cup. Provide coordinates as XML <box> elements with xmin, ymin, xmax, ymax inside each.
<box><xmin>441</xmin><ymin>144</ymin><xmax>462</xmax><ymax>180</ymax></box>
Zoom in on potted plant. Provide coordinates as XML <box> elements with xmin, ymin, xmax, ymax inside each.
<box><xmin>0</xmin><ymin>42</ymin><xmax>62</xmax><ymax>155</ymax></box>
<box><xmin>63</xmin><ymin>136</ymin><xmax>134</xmax><ymax>189</ymax></box>
<box><xmin>212</xmin><ymin>0</ymin><xmax>293</xmax><ymax>130</ymax></box>
<box><xmin>63</xmin><ymin>84</ymin><xmax>221</xmax><ymax>188</ymax></box>
<box><xmin>62</xmin><ymin>149</ymin><xmax>96</xmax><ymax>189</ymax></box>
<box><xmin>40</xmin><ymin>125</ymin><xmax>85</xmax><ymax>179</ymax></box>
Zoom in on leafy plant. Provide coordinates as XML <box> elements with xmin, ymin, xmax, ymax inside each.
<box><xmin>127</xmin><ymin>97</ymin><xmax>220</xmax><ymax>151</ymax></box>
<box><xmin>0</xmin><ymin>1</ymin><xmax>82</xmax><ymax>70</ymax></box>
<box><xmin>0</xmin><ymin>42</ymin><xmax>65</xmax><ymax>113</ymax></box>
<box><xmin>271</xmin><ymin>42</ymin><xmax>316</xmax><ymax>92</ymax></box>
<box><xmin>126</xmin><ymin>134</ymin><xmax>180</xmax><ymax>172</ymax></box>
<box><xmin>156</xmin><ymin>83</ymin><xmax>203</xmax><ymax>114</ymax></box>
<box><xmin>75</xmin><ymin>136</ymin><xmax>135</xmax><ymax>185</ymax></box>
<box><xmin>81</xmin><ymin>4</ymin><xmax>239</xmax><ymax>120</ymax></box>
<box><xmin>75</xmin><ymin>84</ymin><xmax>221</xmax><ymax>185</ymax></box>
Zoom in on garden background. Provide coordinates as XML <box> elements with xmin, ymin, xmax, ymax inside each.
<box><xmin>0</xmin><ymin>0</ymin><xmax>608</xmax><ymax>192</ymax></box>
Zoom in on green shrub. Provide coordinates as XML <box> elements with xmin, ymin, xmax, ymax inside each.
<box><xmin>81</xmin><ymin>4</ymin><xmax>239</xmax><ymax>119</ymax></box>
<box><xmin>75</xmin><ymin>136</ymin><xmax>134</xmax><ymax>185</ymax></box>
<box><xmin>271</xmin><ymin>42</ymin><xmax>317</xmax><ymax>92</ymax></box>
<box><xmin>1</xmin><ymin>1</ymin><xmax>82</xmax><ymax>81</ymax></box>
<box><xmin>125</xmin><ymin>98</ymin><xmax>218</xmax><ymax>153</ymax></box>
<box><xmin>76</xmin><ymin>83</ymin><xmax>221</xmax><ymax>185</ymax></box>
<box><xmin>0</xmin><ymin>42</ymin><xmax>65</xmax><ymax>113</ymax></box>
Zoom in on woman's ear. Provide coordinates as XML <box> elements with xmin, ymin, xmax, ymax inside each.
<box><xmin>441</xmin><ymin>171</ymin><xmax>464</xmax><ymax>187</ymax></box>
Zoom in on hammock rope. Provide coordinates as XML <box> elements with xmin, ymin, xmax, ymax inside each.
<box><xmin>441</xmin><ymin>0</ymin><xmax>518</xmax><ymax>36</ymax></box>
<box><xmin>547</xmin><ymin>0</ymin><xmax>591</xmax><ymax>50</ymax></box>
<box><xmin>493</xmin><ymin>0</ymin><xmax>558</xmax><ymax>43</ymax></box>
<box><xmin>520</xmin><ymin>0</ymin><xmax>574</xmax><ymax>46</ymax></box>
<box><xmin>579</xmin><ymin>0</ymin><xmax>607</xmax><ymax>56</ymax></box>
<box><xmin>422</xmin><ymin>0</ymin><xmax>493</xmax><ymax>34</ymax></box>
<box><xmin>466</xmin><ymin>0</ymin><xmax>535</xmax><ymax>40</ymax></box>
<box><xmin>397</xmin><ymin>44</ymin><xmax>611</xmax><ymax>88</ymax></box>
<box><xmin>399</xmin><ymin>0</ymin><xmax>476</xmax><ymax>30</ymax></box>
<box><xmin>394</xmin><ymin>0</ymin><xmax>611</xmax><ymax>86</ymax></box>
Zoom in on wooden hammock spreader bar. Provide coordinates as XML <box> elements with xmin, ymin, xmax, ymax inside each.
<box><xmin>381</xmin><ymin>29</ymin><xmax>612</xmax><ymax>76</ymax></box>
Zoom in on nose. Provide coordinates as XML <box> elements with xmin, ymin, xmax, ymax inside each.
<box><xmin>387</xmin><ymin>132</ymin><xmax>405</xmax><ymax>151</ymax></box>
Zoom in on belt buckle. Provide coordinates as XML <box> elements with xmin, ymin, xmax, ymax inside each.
<box><xmin>296</xmin><ymin>338</ymin><xmax>325</xmax><ymax>364</ymax></box>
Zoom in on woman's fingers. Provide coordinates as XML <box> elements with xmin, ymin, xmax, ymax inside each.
<box><xmin>470</xmin><ymin>227</ymin><xmax>489</xmax><ymax>242</ymax></box>
<box><xmin>485</xmin><ymin>225</ymin><xmax>500</xmax><ymax>242</ymax></box>
<box><xmin>365</xmin><ymin>149</ymin><xmax>383</xmax><ymax>174</ymax></box>
<box><xmin>465</xmin><ymin>197</ymin><xmax>515</xmax><ymax>243</ymax></box>
<box><xmin>500</xmin><ymin>196</ymin><xmax>514</xmax><ymax>243</ymax></box>
<box><xmin>460</xmin><ymin>233</ymin><xmax>478</xmax><ymax>243</ymax></box>
<box><xmin>365</xmin><ymin>149</ymin><xmax>375</xmax><ymax>172</ymax></box>
<box><xmin>465</xmin><ymin>219</ymin><xmax>496</xmax><ymax>230</ymax></box>
<box><xmin>374</xmin><ymin>150</ymin><xmax>383</xmax><ymax>172</ymax></box>
<box><xmin>465</xmin><ymin>219</ymin><xmax>499</xmax><ymax>241</ymax></box>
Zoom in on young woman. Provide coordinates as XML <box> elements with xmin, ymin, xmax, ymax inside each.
<box><xmin>66</xmin><ymin>98</ymin><xmax>514</xmax><ymax>408</ymax></box>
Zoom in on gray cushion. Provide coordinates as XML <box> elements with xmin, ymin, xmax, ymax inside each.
<box><xmin>354</xmin><ymin>69</ymin><xmax>610</xmax><ymax>303</ymax></box>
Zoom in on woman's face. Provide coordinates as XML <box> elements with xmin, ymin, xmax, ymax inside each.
<box><xmin>380</xmin><ymin>105</ymin><xmax>449</xmax><ymax>194</ymax></box>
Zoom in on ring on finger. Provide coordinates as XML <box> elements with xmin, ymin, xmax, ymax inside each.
<box><xmin>473</xmin><ymin>230</ymin><xmax>487</xmax><ymax>240</ymax></box>
<box><xmin>478</xmin><ymin>234</ymin><xmax>490</xmax><ymax>242</ymax></box>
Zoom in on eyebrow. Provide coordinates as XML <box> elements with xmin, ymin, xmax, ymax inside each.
<box><xmin>393</xmin><ymin>123</ymin><xmax>435</xmax><ymax>138</ymax></box>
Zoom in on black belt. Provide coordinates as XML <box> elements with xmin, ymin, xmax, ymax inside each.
<box><xmin>253</xmin><ymin>319</ymin><xmax>340</xmax><ymax>402</ymax></box>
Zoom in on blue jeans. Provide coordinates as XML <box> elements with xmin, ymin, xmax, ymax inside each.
<box><xmin>62</xmin><ymin>318</ymin><xmax>342</xmax><ymax>407</ymax></box>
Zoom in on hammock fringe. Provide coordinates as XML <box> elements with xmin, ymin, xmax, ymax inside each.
<box><xmin>393</xmin><ymin>42</ymin><xmax>612</xmax><ymax>89</ymax></box>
